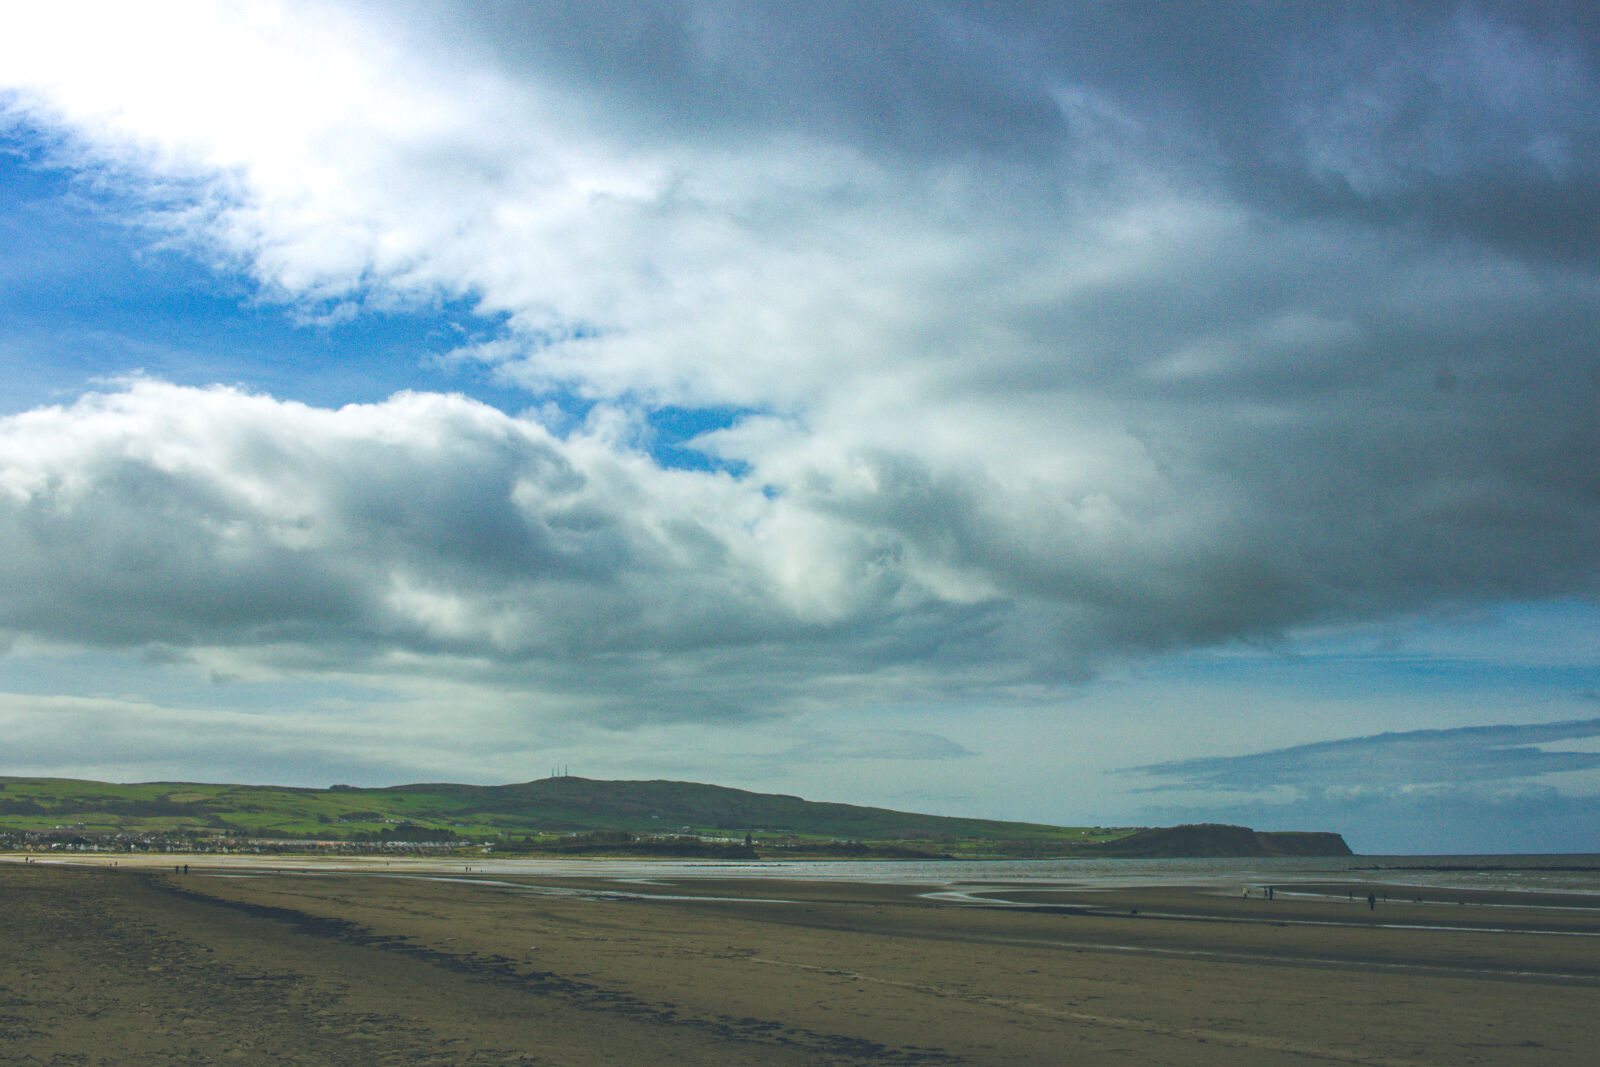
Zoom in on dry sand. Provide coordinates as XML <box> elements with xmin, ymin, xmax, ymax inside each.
<box><xmin>2</xmin><ymin>859</ymin><xmax>1597</xmax><ymax>1065</ymax></box>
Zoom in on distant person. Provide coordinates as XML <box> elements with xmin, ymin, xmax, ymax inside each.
<box><xmin>1367</xmin><ymin>892</ymin><xmax>1376</xmax><ymax>911</ymax></box>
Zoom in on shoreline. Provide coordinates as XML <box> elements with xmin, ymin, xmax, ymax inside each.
<box><xmin>7</xmin><ymin>848</ymin><xmax>1599</xmax><ymax>890</ymax></box>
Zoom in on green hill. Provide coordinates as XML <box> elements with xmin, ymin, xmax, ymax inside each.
<box><xmin>0</xmin><ymin>775</ymin><xmax>1350</xmax><ymax>858</ymax></box>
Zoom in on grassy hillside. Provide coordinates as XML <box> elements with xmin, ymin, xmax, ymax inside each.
<box><xmin>0</xmin><ymin>776</ymin><xmax>1351</xmax><ymax>857</ymax></box>
<box><xmin>0</xmin><ymin>775</ymin><xmax>1124</xmax><ymax>855</ymax></box>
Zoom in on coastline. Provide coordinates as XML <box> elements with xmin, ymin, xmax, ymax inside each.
<box><xmin>10</xmin><ymin>848</ymin><xmax>1598</xmax><ymax>892</ymax></box>
<box><xmin>5</xmin><ymin>857</ymin><xmax>1598</xmax><ymax>1064</ymax></box>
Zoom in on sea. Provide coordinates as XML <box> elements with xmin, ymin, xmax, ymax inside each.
<box><xmin>430</xmin><ymin>853</ymin><xmax>1600</xmax><ymax>896</ymax></box>
<box><xmin>33</xmin><ymin>852</ymin><xmax>1600</xmax><ymax>897</ymax></box>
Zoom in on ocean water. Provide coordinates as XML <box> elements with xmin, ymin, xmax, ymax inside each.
<box><xmin>35</xmin><ymin>851</ymin><xmax>1599</xmax><ymax>896</ymax></box>
<box><xmin>445</xmin><ymin>853</ymin><xmax>1600</xmax><ymax>896</ymax></box>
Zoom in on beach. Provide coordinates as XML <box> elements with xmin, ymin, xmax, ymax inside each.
<box><xmin>3</xmin><ymin>858</ymin><xmax>1597</xmax><ymax>1064</ymax></box>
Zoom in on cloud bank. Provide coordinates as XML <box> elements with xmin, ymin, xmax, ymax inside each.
<box><xmin>0</xmin><ymin>3</ymin><xmax>1596</xmax><ymax>742</ymax></box>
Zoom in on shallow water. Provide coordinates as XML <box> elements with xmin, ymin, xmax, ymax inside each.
<box><xmin>424</xmin><ymin>853</ymin><xmax>1600</xmax><ymax>895</ymax></box>
<box><xmin>22</xmin><ymin>851</ymin><xmax>1600</xmax><ymax>895</ymax></box>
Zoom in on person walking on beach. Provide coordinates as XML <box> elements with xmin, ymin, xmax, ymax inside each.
<box><xmin>1367</xmin><ymin>892</ymin><xmax>1376</xmax><ymax>911</ymax></box>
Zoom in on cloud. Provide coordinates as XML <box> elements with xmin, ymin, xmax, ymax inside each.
<box><xmin>0</xmin><ymin>3</ymin><xmax>1595</xmax><ymax>730</ymax></box>
<box><xmin>0</xmin><ymin>380</ymin><xmax>1120</xmax><ymax>718</ymax></box>
<box><xmin>1132</xmin><ymin>718</ymin><xmax>1600</xmax><ymax>792</ymax></box>
<box><xmin>0</xmin><ymin>381</ymin><xmax>778</xmax><ymax>655</ymax></box>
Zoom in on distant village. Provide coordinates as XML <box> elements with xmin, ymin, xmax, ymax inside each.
<box><xmin>0</xmin><ymin>823</ymin><xmax>950</xmax><ymax>859</ymax></box>
<box><xmin>0</xmin><ymin>826</ymin><xmax>474</xmax><ymax>855</ymax></box>
<box><xmin>0</xmin><ymin>824</ymin><xmax>797</xmax><ymax>858</ymax></box>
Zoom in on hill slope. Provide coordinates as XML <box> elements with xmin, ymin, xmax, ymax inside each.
<box><xmin>0</xmin><ymin>775</ymin><xmax>1351</xmax><ymax>857</ymax></box>
<box><xmin>394</xmin><ymin>776</ymin><xmax>1081</xmax><ymax>840</ymax></box>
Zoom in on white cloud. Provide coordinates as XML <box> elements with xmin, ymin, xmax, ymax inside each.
<box><xmin>0</xmin><ymin>381</ymin><xmax>771</xmax><ymax>654</ymax></box>
<box><xmin>0</xmin><ymin>381</ymin><xmax>1124</xmax><ymax>719</ymax></box>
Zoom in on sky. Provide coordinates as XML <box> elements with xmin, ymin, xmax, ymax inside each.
<box><xmin>1</xmin><ymin>1</ymin><xmax>1597</xmax><ymax>854</ymax></box>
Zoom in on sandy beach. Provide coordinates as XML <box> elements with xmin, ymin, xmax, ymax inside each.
<box><xmin>3</xmin><ymin>858</ymin><xmax>1597</xmax><ymax>1064</ymax></box>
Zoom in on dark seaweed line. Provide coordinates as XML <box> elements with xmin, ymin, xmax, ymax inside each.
<box><xmin>147</xmin><ymin>873</ymin><xmax>959</xmax><ymax>1065</ymax></box>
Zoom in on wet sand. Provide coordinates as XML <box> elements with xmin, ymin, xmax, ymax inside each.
<box><xmin>3</xmin><ymin>860</ymin><xmax>1597</xmax><ymax>1064</ymax></box>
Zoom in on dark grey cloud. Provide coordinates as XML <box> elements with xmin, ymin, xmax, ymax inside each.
<box><xmin>438</xmin><ymin>0</ymin><xmax>1064</xmax><ymax>159</ymax></box>
<box><xmin>994</xmin><ymin>1</ymin><xmax>1600</xmax><ymax>264</ymax></box>
<box><xmin>434</xmin><ymin>2</ymin><xmax>1600</xmax><ymax>259</ymax></box>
